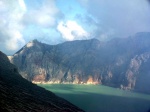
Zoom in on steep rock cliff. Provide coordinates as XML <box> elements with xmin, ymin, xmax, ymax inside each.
<box><xmin>0</xmin><ymin>51</ymin><xmax>84</xmax><ymax>112</ymax></box>
<box><xmin>9</xmin><ymin>32</ymin><xmax>150</xmax><ymax>94</ymax></box>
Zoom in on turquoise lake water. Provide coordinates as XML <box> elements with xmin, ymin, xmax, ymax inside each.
<box><xmin>38</xmin><ymin>84</ymin><xmax>150</xmax><ymax>112</ymax></box>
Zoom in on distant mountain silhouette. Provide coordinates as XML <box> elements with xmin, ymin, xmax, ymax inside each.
<box><xmin>9</xmin><ymin>32</ymin><xmax>150</xmax><ymax>94</ymax></box>
<box><xmin>0</xmin><ymin>51</ymin><xmax>84</xmax><ymax>112</ymax></box>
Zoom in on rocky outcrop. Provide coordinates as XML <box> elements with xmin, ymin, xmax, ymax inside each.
<box><xmin>0</xmin><ymin>51</ymin><xmax>84</xmax><ymax>112</ymax></box>
<box><xmin>9</xmin><ymin>32</ymin><xmax>150</xmax><ymax>94</ymax></box>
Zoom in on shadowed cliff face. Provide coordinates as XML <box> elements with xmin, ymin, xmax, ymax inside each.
<box><xmin>9</xmin><ymin>32</ymin><xmax>150</xmax><ymax>94</ymax></box>
<box><xmin>0</xmin><ymin>51</ymin><xmax>84</xmax><ymax>112</ymax></box>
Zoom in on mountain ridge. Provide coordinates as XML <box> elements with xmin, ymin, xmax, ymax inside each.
<box><xmin>9</xmin><ymin>32</ymin><xmax>150</xmax><ymax>94</ymax></box>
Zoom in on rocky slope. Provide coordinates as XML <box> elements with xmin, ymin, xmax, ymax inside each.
<box><xmin>0</xmin><ymin>51</ymin><xmax>84</xmax><ymax>112</ymax></box>
<box><xmin>9</xmin><ymin>32</ymin><xmax>150</xmax><ymax>94</ymax></box>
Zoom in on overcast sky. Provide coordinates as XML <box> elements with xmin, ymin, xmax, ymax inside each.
<box><xmin>0</xmin><ymin>0</ymin><xmax>150</xmax><ymax>55</ymax></box>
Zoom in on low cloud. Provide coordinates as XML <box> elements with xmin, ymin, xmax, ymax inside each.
<box><xmin>57</xmin><ymin>20</ymin><xmax>89</xmax><ymax>41</ymax></box>
<box><xmin>0</xmin><ymin>0</ymin><xmax>25</xmax><ymax>51</ymax></box>
<box><xmin>5</xmin><ymin>30</ymin><xmax>25</xmax><ymax>50</ymax></box>
<box><xmin>0</xmin><ymin>0</ymin><xmax>150</xmax><ymax>55</ymax></box>
<box><xmin>79</xmin><ymin>0</ymin><xmax>150</xmax><ymax>38</ymax></box>
<box><xmin>0</xmin><ymin>0</ymin><xmax>61</xmax><ymax>54</ymax></box>
<box><xmin>23</xmin><ymin>0</ymin><xmax>60</xmax><ymax>28</ymax></box>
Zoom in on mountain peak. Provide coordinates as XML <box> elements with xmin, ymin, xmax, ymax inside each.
<box><xmin>26</xmin><ymin>39</ymin><xmax>39</xmax><ymax>48</ymax></box>
<box><xmin>9</xmin><ymin>33</ymin><xmax>150</xmax><ymax>94</ymax></box>
<box><xmin>31</xmin><ymin>39</ymin><xmax>39</xmax><ymax>43</ymax></box>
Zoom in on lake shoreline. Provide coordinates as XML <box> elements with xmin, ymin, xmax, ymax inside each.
<box><xmin>38</xmin><ymin>84</ymin><xmax>150</xmax><ymax>112</ymax></box>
